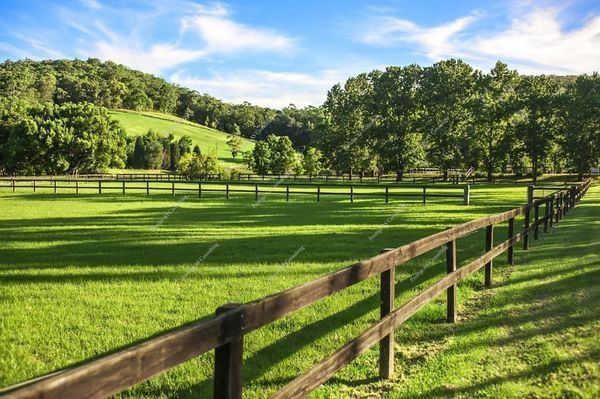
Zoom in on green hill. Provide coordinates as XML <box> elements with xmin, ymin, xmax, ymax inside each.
<box><xmin>109</xmin><ymin>110</ymin><xmax>254</xmax><ymax>166</ymax></box>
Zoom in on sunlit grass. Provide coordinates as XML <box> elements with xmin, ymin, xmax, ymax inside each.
<box><xmin>0</xmin><ymin>185</ymin><xmax>597</xmax><ymax>398</ymax></box>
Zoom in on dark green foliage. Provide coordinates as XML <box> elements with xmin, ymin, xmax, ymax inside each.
<box><xmin>193</xmin><ymin>144</ymin><xmax>201</xmax><ymax>156</ymax></box>
<box><xmin>169</xmin><ymin>142</ymin><xmax>180</xmax><ymax>170</ymax></box>
<box><xmin>130</xmin><ymin>136</ymin><xmax>146</xmax><ymax>169</ymax></box>
<box><xmin>0</xmin><ymin>99</ymin><xmax>126</xmax><ymax>174</ymax></box>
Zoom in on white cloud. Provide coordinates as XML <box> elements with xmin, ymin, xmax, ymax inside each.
<box><xmin>170</xmin><ymin>69</ymin><xmax>343</xmax><ymax>108</ymax></box>
<box><xmin>81</xmin><ymin>0</ymin><xmax>101</xmax><ymax>9</ymax></box>
<box><xmin>181</xmin><ymin>5</ymin><xmax>293</xmax><ymax>54</ymax></box>
<box><xmin>92</xmin><ymin>42</ymin><xmax>206</xmax><ymax>75</ymax></box>
<box><xmin>360</xmin><ymin>6</ymin><xmax>600</xmax><ymax>74</ymax></box>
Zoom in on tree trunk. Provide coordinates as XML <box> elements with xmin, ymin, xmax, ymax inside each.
<box><xmin>396</xmin><ymin>170</ymin><xmax>404</xmax><ymax>182</ymax></box>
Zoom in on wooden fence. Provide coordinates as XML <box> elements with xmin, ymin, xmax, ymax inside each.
<box><xmin>1</xmin><ymin>178</ymin><xmax>470</xmax><ymax>204</ymax></box>
<box><xmin>0</xmin><ymin>179</ymin><xmax>592</xmax><ymax>399</ymax></box>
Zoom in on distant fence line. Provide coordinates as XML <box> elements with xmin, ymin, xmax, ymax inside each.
<box><xmin>0</xmin><ymin>178</ymin><xmax>470</xmax><ymax>204</ymax></box>
<box><xmin>0</xmin><ymin>179</ymin><xmax>591</xmax><ymax>399</ymax></box>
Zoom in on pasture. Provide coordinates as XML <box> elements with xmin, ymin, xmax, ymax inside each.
<box><xmin>0</xmin><ymin>184</ymin><xmax>598</xmax><ymax>398</ymax></box>
<box><xmin>109</xmin><ymin>110</ymin><xmax>254</xmax><ymax>166</ymax></box>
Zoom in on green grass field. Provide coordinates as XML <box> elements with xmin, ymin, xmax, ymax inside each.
<box><xmin>0</xmin><ymin>185</ymin><xmax>597</xmax><ymax>398</ymax></box>
<box><xmin>109</xmin><ymin>110</ymin><xmax>254</xmax><ymax>167</ymax></box>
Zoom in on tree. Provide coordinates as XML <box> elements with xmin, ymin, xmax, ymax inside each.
<box><xmin>178</xmin><ymin>153</ymin><xmax>218</xmax><ymax>179</ymax></box>
<box><xmin>124</xmin><ymin>88</ymin><xmax>152</xmax><ymax>112</ymax></box>
<box><xmin>322</xmin><ymin>73</ymin><xmax>376</xmax><ymax>178</ymax></box>
<box><xmin>302</xmin><ymin>147</ymin><xmax>323</xmax><ymax>176</ymax></box>
<box><xmin>130</xmin><ymin>136</ymin><xmax>146</xmax><ymax>168</ymax></box>
<box><xmin>143</xmin><ymin>140</ymin><xmax>163</xmax><ymax>169</ymax></box>
<box><xmin>169</xmin><ymin>142</ymin><xmax>180</xmax><ymax>170</ymax></box>
<box><xmin>470</xmin><ymin>62</ymin><xmax>520</xmax><ymax>181</ymax></box>
<box><xmin>193</xmin><ymin>144</ymin><xmax>202</xmax><ymax>155</ymax></box>
<box><xmin>0</xmin><ymin>100</ymin><xmax>127</xmax><ymax>174</ymax></box>
<box><xmin>246</xmin><ymin>141</ymin><xmax>271</xmax><ymax>175</ymax></box>
<box><xmin>227</xmin><ymin>124</ymin><xmax>243</xmax><ymax>158</ymax></box>
<box><xmin>420</xmin><ymin>59</ymin><xmax>477</xmax><ymax>180</ymax></box>
<box><xmin>370</xmin><ymin>65</ymin><xmax>425</xmax><ymax>181</ymax></box>
<box><xmin>267</xmin><ymin>135</ymin><xmax>296</xmax><ymax>174</ymax></box>
<box><xmin>513</xmin><ymin>75</ymin><xmax>561</xmax><ymax>182</ymax></box>
<box><xmin>562</xmin><ymin>73</ymin><xmax>600</xmax><ymax>179</ymax></box>
<box><xmin>178</xmin><ymin>135</ymin><xmax>192</xmax><ymax>156</ymax></box>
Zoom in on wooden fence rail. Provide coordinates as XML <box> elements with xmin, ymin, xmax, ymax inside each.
<box><xmin>1</xmin><ymin>178</ymin><xmax>470</xmax><ymax>204</ymax></box>
<box><xmin>0</xmin><ymin>179</ymin><xmax>592</xmax><ymax>399</ymax></box>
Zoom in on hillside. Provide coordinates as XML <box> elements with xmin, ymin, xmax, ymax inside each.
<box><xmin>109</xmin><ymin>110</ymin><xmax>254</xmax><ymax>166</ymax></box>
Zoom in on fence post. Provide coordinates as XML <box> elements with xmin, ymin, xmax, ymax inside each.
<box><xmin>172</xmin><ymin>182</ymin><xmax>175</xmax><ymax>196</ymax></box>
<box><xmin>213</xmin><ymin>304</ymin><xmax>244</xmax><ymax>399</ymax></box>
<box><xmin>286</xmin><ymin>184</ymin><xmax>290</xmax><ymax>202</ymax></box>
<box><xmin>543</xmin><ymin>198</ymin><xmax>549</xmax><ymax>233</ymax></box>
<box><xmin>146</xmin><ymin>181</ymin><xmax>149</xmax><ymax>196</ymax></box>
<box><xmin>523</xmin><ymin>205</ymin><xmax>530</xmax><ymax>250</ymax></box>
<box><xmin>255</xmin><ymin>184</ymin><xmax>258</xmax><ymax>201</ymax></box>
<box><xmin>75</xmin><ymin>180</ymin><xmax>78</xmax><ymax>194</ymax></box>
<box><xmin>317</xmin><ymin>185</ymin><xmax>320</xmax><ymax>202</ymax></box>
<box><xmin>54</xmin><ymin>180</ymin><xmax>57</xmax><ymax>194</ymax></box>
<box><xmin>379</xmin><ymin>248</ymin><xmax>395</xmax><ymax>379</ymax></box>
<box><xmin>33</xmin><ymin>179</ymin><xmax>36</xmax><ymax>193</ymax></box>
<box><xmin>534</xmin><ymin>202</ymin><xmax>539</xmax><ymax>240</ymax></box>
<box><xmin>385</xmin><ymin>186</ymin><xmax>389</xmax><ymax>204</ymax></box>
<box><xmin>226</xmin><ymin>183</ymin><xmax>230</xmax><ymax>199</ymax></box>
<box><xmin>98</xmin><ymin>180</ymin><xmax>102</xmax><ymax>195</ymax></box>
<box><xmin>463</xmin><ymin>184</ymin><xmax>470</xmax><ymax>205</ymax></box>
<box><xmin>122</xmin><ymin>181</ymin><xmax>125</xmax><ymax>195</ymax></box>
<box><xmin>507</xmin><ymin>217</ymin><xmax>515</xmax><ymax>265</ymax></box>
<box><xmin>527</xmin><ymin>185</ymin><xmax>534</xmax><ymax>206</ymax></box>
<box><xmin>350</xmin><ymin>185</ymin><xmax>354</xmax><ymax>203</ymax></box>
<box><xmin>12</xmin><ymin>179</ymin><xmax>15</xmax><ymax>192</ymax></box>
<box><xmin>422</xmin><ymin>187</ymin><xmax>426</xmax><ymax>205</ymax></box>
<box><xmin>485</xmin><ymin>224</ymin><xmax>493</xmax><ymax>287</ymax></box>
<box><xmin>199</xmin><ymin>181</ymin><xmax>202</xmax><ymax>198</ymax></box>
<box><xmin>571</xmin><ymin>186</ymin><xmax>576</xmax><ymax>209</ymax></box>
<box><xmin>446</xmin><ymin>236</ymin><xmax>457</xmax><ymax>322</ymax></box>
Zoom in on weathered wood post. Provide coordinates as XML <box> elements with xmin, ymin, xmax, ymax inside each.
<box><xmin>254</xmin><ymin>184</ymin><xmax>258</xmax><ymax>201</ymax></box>
<box><xmin>317</xmin><ymin>185</ymin><xmax>320</xmax><ymax>202</ymax></box>
<box><xmin>446</xmin><ymin>234</ymin><xmax>457</xmax><ymax>322</ymax></box>
<box><xmin>549</xmin><ymin>195</ymin><xmax>554</xmax><ymax>228</ymax></box>
<box><xmin>226</xmin><ymin>183</ymin><xmax>230</xmax><ymax>199</ymax></box>
<box><xmin>146</xmin><ymin>181</ymin><xmax>149</xmax><ymax>196</ymax></box>
<box><xmin>543</xmin><ymin>198</ymin><xmax>549</xmax><ymax>233</ymax></box>
<box><xmin>98</xmin><ymin>180</ymin><xmax>102</xmax><ymax>194</ymax></box>
<box><xmin>214</xmin><ymin>304</ymin><xmax>244</xmax><ymax>399</ymax></box>
<box><xmin>33</xmin><ymin>179</ymin><xmax>36</xmax><ymax>193</ymax></box>
<box><xmin>523</xmin><ymin>204</ymin><xmax>530</xmax><ymax>250</ymax></box>
<box><xmin>507</xmin><ymin>217</ymin><xmax>515</xmax><ymax>265</ymax></box>
<box><xmin>485</xmin><ymin>224</ymin><xmax>493</xmax><ymax>287</ymax></box>
<box><xmin>571</xmin><ymin>186</ymin><xmax>576</xmax><ymax>208</ymax></box>
<box><xmin>534</xmin><ymin>202</ymin><xmax>540</xmax><ymax>240</ymax></box>
<box><xmin>54</xmin><ymin>180</ymin><xmax>57</xmax><ymax>194</ymax></box>
<box><xmin>350</xmin><ymin>185</ymin><xmax>354</xmax><ymax>203</ymax></box>
<box><xmin>527</xmin><ymin>185</ymin><xmax>534</xmax><ymax>207</ymax></box>
<box><xmin>463</xmin><ymin>184</ymin><xmax>470</xmax><ymax>205</ymax></box>
<box><xmin>379</xmin><ymin>248</ymin><xmax>395</xmax><ymax>379</ymax></box>
<box><xmin>75</xmin><ymin>180</ymin><xmax>78</xmax><ymax>194</ymax></box>
<box><xmin>172</xmin><ymin>182</ymin><xmax>175</xmax><ymax>196</ymax></box>
<box><xmin>11</xmin><ymin>179</ymin><xmax>15</xmax><ymax>192</ymax></box>
<box><xmin>422</xmin><ymin>187</ymin><xmax>426</xmax><ymax>205</ymax></box>
<box><xmin>122</xmin><ymin>181</ymin><xmax>125</xmax><ymax>195</ymax></box>
<box><xmin>199</xmin><ymin>181</ymin><xmax>202</xmax><ymax>198</ymax></box>
<box><xmin>385</xmin><ymin>186</ymin><xmax>389</xmax><ymax>204</ymax></box>
<box><xmin>286</xmin><ymin>184</ymin><xmax>290</xmax><ymax>202</ymax></box>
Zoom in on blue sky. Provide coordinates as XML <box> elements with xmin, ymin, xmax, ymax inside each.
<box><xmin>1</xmin><ymin>0</ymin><xmax>598</xmax><ymax>108</ymax></box>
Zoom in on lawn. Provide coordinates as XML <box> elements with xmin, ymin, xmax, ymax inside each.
<box><xmin>0</xmin><ymin>184</ymin><xmax>597</xmax><ymax>398</ymax></box>
<box><xmin>109</xmin><ymin>110</ymin><xmax>254</xmax><ymax>167</ymax></box>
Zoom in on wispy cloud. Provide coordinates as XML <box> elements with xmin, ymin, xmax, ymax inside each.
<box><xmin>170</xmin><ymin>69</ymin><xmax>342</xmax><ymax>108</ymax></box>
<box><xmin>359</xmin><ymin>5</ymin><xmax>600</xmax><ymax>74</ymax></box>
<box><xmin>81</xmin><ymin>0</ymin><xmax>101</xmax><ymax>10</ymax></box>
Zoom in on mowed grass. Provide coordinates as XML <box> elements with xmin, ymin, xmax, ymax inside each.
<box><xmin>0</xmin><ymin>185</ymin><xmax>597</xmax><ymax>398</ymax></box>
<box><xmin>109</xmin><ymin>110</ymin><xmax>254</xmax><ymax>166</ymax></box>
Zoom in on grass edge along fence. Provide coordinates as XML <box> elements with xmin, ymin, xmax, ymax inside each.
<box><xmin>2</xmin><ymin>178</ymin><xmax>470</xmax><ymax>205</ymax></box>
<box><xmin>0</xmin><ymin>179</ymin><xmax>592</xmax><ymax>399</ymax></box>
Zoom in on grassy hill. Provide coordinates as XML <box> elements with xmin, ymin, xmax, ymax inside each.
<box><xmin>109</xmin><ymin>110</ymin><xmax>254</xmax><ymax>167</ymax></box>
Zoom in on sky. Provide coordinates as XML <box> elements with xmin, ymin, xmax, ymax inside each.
<box><xmin>0</xmin><ymin>0</ymin><xmax>598</xmax><ymax>108</ymax></box>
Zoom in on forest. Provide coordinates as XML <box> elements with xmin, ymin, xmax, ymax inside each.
<box><xmin>0</xmin><ymin>58</ymin><xmax>598</xmax><ymax>181</ymax></box>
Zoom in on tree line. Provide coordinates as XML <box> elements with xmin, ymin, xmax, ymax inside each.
<box><xmin>317</xmin><ymin>60</ymin><xmax>598</xmax><ymax>181</ymax></box>
<box><xmin>0</xmin><ymin>58</ymin><xmax>318</xmax><ymax>146</ymax></box>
